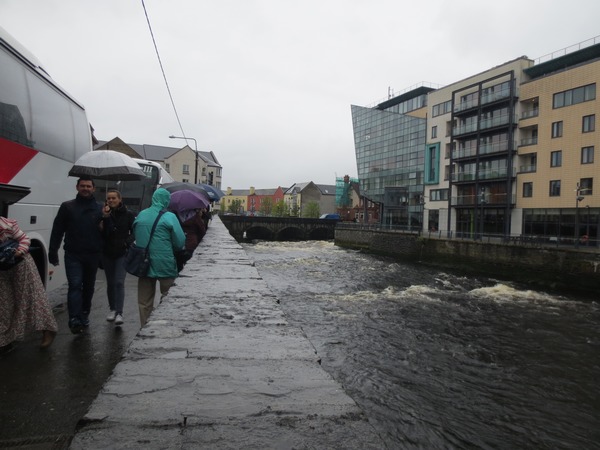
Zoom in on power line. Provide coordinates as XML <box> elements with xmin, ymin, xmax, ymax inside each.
<box><xmin>140</xmin><ymin>0</ymin><xmax>188</xmax><ymax>140</ymax></box>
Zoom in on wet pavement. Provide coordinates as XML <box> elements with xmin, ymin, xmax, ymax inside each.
<box><xmin>0</xmin><ymin>256</ymin><xmax>143</xmax><ymax>449</ymax></box>
<box><xmin>70</xmin><ymin>216</ymin><xmax>383</xmax><ymax>449</ymax></box>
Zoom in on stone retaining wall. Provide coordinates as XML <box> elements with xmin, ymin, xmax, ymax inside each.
<box><xmin>335</xmin><ymin>228</ymin><xmax>600</xmax><ymax>294</ymax></box>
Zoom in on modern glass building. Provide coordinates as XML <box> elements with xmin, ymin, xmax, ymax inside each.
<box><xmin>351</xmin><ymin>86</ymin><xmax>433</xmax><ymax>229</ymax></box>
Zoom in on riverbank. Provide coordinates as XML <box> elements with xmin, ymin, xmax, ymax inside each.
<box><xmin>335</xmin><ymin>225</ymin><xmax>600</xmax><ymax>294</ymax></box>
<box><xmin>70</xmin><ymin>216</ymin><xmax>383</xmax><ymax>449</ymax></box>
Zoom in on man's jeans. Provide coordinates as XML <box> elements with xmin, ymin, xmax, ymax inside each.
<box><xmin>65</xmin><ymin>252</ymin><xmax>100</xmax><ymax>325</ymax></box>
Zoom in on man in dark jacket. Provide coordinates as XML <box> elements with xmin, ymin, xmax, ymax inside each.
<box><xmin>49</xmin><ymin>176</ymin><xmax>103</xmax><ymax>334</ymax></box>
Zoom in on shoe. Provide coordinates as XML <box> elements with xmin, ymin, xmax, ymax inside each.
<box><xmin>114</xmin><ymin>314</ymin><xmax>124</xmax><ymax>326</ymax></box>
<box><xmin>106</xmin><ymin>310</ymin><xmax>117</xmax><ymax>321</ymax></box>
<box><xmin>40</xmin><ymin>330</ymin><xmax>56</xmax><ymax>349</ymax></box>
<box><xmin>81</xmin><ymin>312</ymin><xmax>90</xmax><ymax>327</ymax></box>
<box><xmin>68</xmin><ymin>318</ymin><xmax>84</xmax><ymax>334</ymax></box>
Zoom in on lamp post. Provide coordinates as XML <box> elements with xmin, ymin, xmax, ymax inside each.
<box><xmin>575</xmin><ymin>183</ymin><xmax>585</xmax><ymax>248</ymax></box>
<box><xmin>478</xmin><ymin>187</ymin><xmax>486</xmax><ymax>240</ymax></box>
<box><xmin>169</xmin><ymin>135</ymin><xmax>198</xmax><ymax>184</ymax></box>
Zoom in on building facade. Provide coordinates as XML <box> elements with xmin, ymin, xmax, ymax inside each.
<box><xmin>352</xmin><ymin>37</ymin><xmax>600</xmax><ymax>243</ymax></box>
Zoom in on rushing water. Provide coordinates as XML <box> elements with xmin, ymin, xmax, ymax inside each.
<box><xmin>242</xmin><ymin>240</ymin><xmax>600</xmax><ymax>450</ymax></box>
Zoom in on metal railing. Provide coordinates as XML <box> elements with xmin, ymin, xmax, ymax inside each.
<box><xmin>336</xmin><ymin>222</ymin><xmax>599</xmax><ymax>251</ymax></box>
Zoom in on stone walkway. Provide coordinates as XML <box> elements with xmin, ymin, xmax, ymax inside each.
<box><xmin>70</xmin><ymin>216</ymin><xmax>384</xmax><ymax>449</ymax></box>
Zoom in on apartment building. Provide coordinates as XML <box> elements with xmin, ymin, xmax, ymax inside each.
<box><xmin>352</xmin><ymin>37</ymin><xmax>599</xmax><ymax>242</ymax></box>
<box><xmin>517</xmin><ymin>47</ymin><xmax>599</xmax><ymax>241</ymax></box>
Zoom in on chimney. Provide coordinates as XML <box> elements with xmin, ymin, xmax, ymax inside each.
<box><xmin>250</xmin><ymin>186</ymin><xmax>255</xmax><ymax>195</ymax></box>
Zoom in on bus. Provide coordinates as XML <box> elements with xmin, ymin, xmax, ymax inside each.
<box><xmin>94</xmin><ymin>158</ymin><xmax>174</xmax><ymax>214</ymax></box>
<box><xmin>0</xmin><ymin>25</ymin><xmax>93</xmax><ymax>291</ymax></box>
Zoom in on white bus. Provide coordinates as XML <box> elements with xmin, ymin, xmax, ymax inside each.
<box><xmin>0</xmin><ymin>26</ymin><xmax>93</xmax><ymax>291</ymax></box>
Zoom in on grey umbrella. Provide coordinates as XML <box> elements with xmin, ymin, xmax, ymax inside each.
<box><xmin>68</xmin><ymin>150</ymin><xmax>146</xmax><ymax>181</ymax></box>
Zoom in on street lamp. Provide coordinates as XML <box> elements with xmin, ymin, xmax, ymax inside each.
<box><xmin>169</xmin><ymin>135</ymin><xmax>198</xmax><ymax>184</ymax></box>
<box><xmin>575</xmin><ymin>183</ymin><xmax>585</xmax><ymax>247</ymax></box>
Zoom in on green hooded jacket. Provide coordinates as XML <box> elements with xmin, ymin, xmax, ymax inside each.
<box><xmin>132</xmin><ymin>188</ymin><xmax>185</xmax><ymax>278</ymax></box>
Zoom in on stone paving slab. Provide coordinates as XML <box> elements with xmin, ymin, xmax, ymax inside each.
<box><xmin>70</xmin><ymin>216</ymin><xmax>384</xmax><ymax>449</ymax></box>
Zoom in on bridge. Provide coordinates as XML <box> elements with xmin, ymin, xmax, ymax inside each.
<box><xmin>220</xmin><ymin>215</ymin><xmax>338</xmax><ymax>241</ymax></box>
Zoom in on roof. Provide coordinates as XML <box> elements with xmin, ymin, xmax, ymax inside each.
<box><xmin>95</xmin><ymin>138</ymin><xmax>222</xmax><ymax>167</ymax></box>
<box><xmin>251</xmin><ymin>188</ymin><xmax>280</xmax><ymax>196</ymax></box>
<box><xmin>524</xmin><ymin>41</ymin><xmax>600</xmax><ymax>79</ymax></box>
<box><xmin>284</xmin><ymin>182</ymin><xmax>336</xmax><ymax>195</ymax></box>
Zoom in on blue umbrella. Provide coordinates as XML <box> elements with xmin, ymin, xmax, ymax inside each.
<box><xmin>195</xmin><ymin>183</ymin><xmax>225</xmax><ymax>201</ymax></box>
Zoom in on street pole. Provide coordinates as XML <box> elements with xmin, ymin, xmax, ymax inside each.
<box><xmin>575</xmin><ymin>183</ymin><xmax>584</xmax><ymax>248</ymax></box>
<box><xmin>169</xmin><ymin>135</ymin><xmax>198</xmax><ymax>184</ymax></box>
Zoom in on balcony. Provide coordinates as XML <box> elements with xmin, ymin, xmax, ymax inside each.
<box><xmin>479</xmin><ymin>113</ymin><xmax>517</xmax><ymax>131</ymax></box>
<box><xmin>452</xmin><ymin>122</ymin><xmax>478</xmax><ymax>136</ymax></box>
<box><xmin>451</xmin><ymin>166</ymin><xmax>515</xmax><ymax>183</ymax></box>
<box><xmin>520</xmin><ymin>108</ymin><xmax>539</xmax><ymax>119</ymax></box>
<box><xmin>454</xmin><ymin>98</ymin><xmax>479</xmax><ymax>113</ymax></box>
<box><xmin>480</xmin><ymin>139</ymin><xmax>513</xmax><ymax>155</ymax></box>
<box><xmin>480</xmin><ymin>87</ymin><xmax>516</xmax><ymax>106</ymax></box>
<box><xmin>519</xmin><ymin>164</ymin><xmax>537</xmax><ymax>173</ymax></box>
<box><xmin>519</xmin><ymin>136</ymin><xmax>538</xmax><ymax>147</ymax></box>
<box><xmin>451</xmin><ymin>192</ymin><xmax>516</xmax><ymax>206</ymax></box>
<box><xmin>452</xmin><ymin>147</ymin><xmax>477</xmax><ymax>160</ymax></box>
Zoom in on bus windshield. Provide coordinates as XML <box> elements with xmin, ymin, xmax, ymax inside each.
<box><xmin>94</xmin><ymin>160</ymin><xmax>173</xmax><ymax>214</ymax></box>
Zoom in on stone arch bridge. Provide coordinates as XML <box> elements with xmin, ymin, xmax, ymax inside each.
<box><xmin>220</xmin><ymin>215</ymin><xmax>338</xmax><ymax>241</ymax></box>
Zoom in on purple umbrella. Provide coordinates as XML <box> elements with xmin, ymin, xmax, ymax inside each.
<box><xmin>168</xmin><ymin>189</ymin><xmax>210</xmax><ymax>214</ymax></box>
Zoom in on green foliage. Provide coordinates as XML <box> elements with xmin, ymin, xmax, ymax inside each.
<box><xmin>259</xmin><ymin>197</ymin><xmax>274</xmax><ymax>216</ymax></box>
<box><xmin>302</xmin><ymin>201</ymin><xmax>320</xmax><ymax>218</ymax></box>
<box><xmin>228</xmin><ymin>199</ymin><xmax>243</xmax><ymax>214</ymax></box>
<box><xmin>272</xmin><ymin>200</ymin><xmax>287</xmax><ymax>217</ymax></box>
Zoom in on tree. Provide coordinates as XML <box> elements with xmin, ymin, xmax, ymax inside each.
<box><xmin>303</xmin><ymin>201</ymin><xmax>320</xmax><ymax>218</ymax></box>
<box><xmin>228</xmin><ymin>199</ymin><xmax>243</xmax><ymax>214</ymax></box>
<box><xmin>259</xmin><ymin>197</ymin><xmax>274</xmax><ymax>216</ymax></box>
<box><xmin>272</xmin><ymin>200</ymin><xmax>287</xmax><ymax>217</ymax></box>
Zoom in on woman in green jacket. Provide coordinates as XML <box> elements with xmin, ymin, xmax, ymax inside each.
<box><xmin>132</xmin><ymin>188</ymin><xmax>185</xmax><ymax>326</ymax></box>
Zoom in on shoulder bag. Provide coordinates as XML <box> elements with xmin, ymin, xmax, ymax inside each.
<box><xmin>0</xmin><ymin>239</ymin><xmax>22</xmax><ymax>270</ymax></box>
<box><xmin>125</xmin><ymin>211</ymin><xmax>165</xmax><ymax>277</ymax></box>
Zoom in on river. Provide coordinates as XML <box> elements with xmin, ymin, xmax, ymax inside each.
<box><xmin>242</xmin><ymin>240</ymin><xmax>600</xmax><ymax>450</ymax></box>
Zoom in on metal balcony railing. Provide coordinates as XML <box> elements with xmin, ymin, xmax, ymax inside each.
<box><xmin>520</xmin><ymin>137</ymin><xmax>538</xmax><ymax>146</ymax></box>
<box><xmin>520</xmin><ymin>108</ymin><xmax>539</xmax><ymax>119</ymax></box>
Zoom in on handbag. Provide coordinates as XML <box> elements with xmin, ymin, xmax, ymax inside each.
<box><xmin>0</xmin><ymin>239</ymin><xmax>21</xmax><ymax>270</ymax></box>
<box><xmin>125</xmin><ymin>211</ymin><xmax>165</xmax><ymax>277</ymax></box>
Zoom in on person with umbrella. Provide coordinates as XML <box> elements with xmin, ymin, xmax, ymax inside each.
<box><xmin>100</xmin><ymin>189</ymin><xmax>136</xmax><ymax>327</ymax></box>
<box><xmin>49</xmin><ymin>176</ymin><xmax>103</xmax><ymax>334</ymax></box>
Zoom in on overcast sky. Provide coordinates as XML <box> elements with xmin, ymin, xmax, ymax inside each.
<box><xmin>2</xmin><ymin>1</ymin><xmax>600</xmax><ymax>189</ymax></box>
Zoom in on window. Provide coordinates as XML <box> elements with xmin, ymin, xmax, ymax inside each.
<box><xmin>444</xmin><ymin>165</ymin><xmax>450</xmax><ymax>181</ymax></box>
<box><xmin>549</xmin><ymin>180</ymin><xmax>561</xmax><ymax>197</ymax></box>
<box><xmin>582</xmin><ymin>114</ymin><xmax>595</xmax><ymax>133</ymax></box>
<box><xmin>523</xmin><ymin>182</ymin><xmax>533</xmax><ymax>198</ymax></box>
<box><xmin>550</xmin><ymin>150</ymin><xmax>562</xmax><ymax>167</ymax></box>
<box><xmin>431</xmin><ymin>125</ymin><xmax>437</xmax><ymax>139</ymax></box>
<box><xmin>182</xmin><ymin>164</ymin><xmax>190</xmax><ymax>174</ymax></box>
<box><xmin>430</xmin><ymin>189</ymin><xmax>449</xmax><ymax>201</ymax></box>
<box><xmin>582</xmin><ymin>146</ymin><xmax>594</xmax><ymax>164</ymax></box>
<box><xmin>165</xmin><ymin>163</ymin><xmax>170</xmax><ymax>173</ymax></box>
<box><xmin>432</xmin><ymin>100</ymin><xmax>452</xmax><ymax>117</ymax></box>
<box><xmin>553</xmin><ymin>83</ymin><xmax>596</xmax><ymax>108</ymax></box>
<box><xmin>551</xmin><ymin>121</ymin><xmax>563</xmax><ymax>138</ymax></box>
<box><xmin>580</xmin><ymin>178</ymin><xmax>593</xmax><ymax>196</ymax></box>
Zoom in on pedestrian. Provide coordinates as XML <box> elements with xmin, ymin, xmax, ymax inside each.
<box><xmin>201</xmin><ymin>204</ymin><xmax>211</xmax><ymax>229</ymax></box>
<box><xmin>178</xmin><ymin>208</ymin><xmax>207</xmax><ymax>264</ymax></box>
<box><xmin>133</xmin><ymin>188</ymin><xmax>185</xmax><ymax>327</ymax></box>
<box><xmin>0</xmin><ymin>216</ymin><xmax>58</xmax><ymax>353</ymax></box>
<box><xmin>49</xmin><ymin>176</ymin><xmax>103</xmax><ymax>334</ymax></box>
<box><xmin>100</xmin><ymin>189</ymin><xmax>136</xmax><ymax>326</ymax></box>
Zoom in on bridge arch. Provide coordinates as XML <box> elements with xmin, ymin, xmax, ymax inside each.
<box><xmin>245</xmin><ymin>226</ymin><xmax>274</xmax><ymax>241</ymax></box>
<box><xmin>276</xmin><ymin>227</ymin><xmax>306</xmax><ymax>241</ymax></box>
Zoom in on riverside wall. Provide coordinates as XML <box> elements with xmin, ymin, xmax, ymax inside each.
<box><xmin>334</xmin><ymin>227</ymin><xmax>600</xmax><ymax>294</ymax></box>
